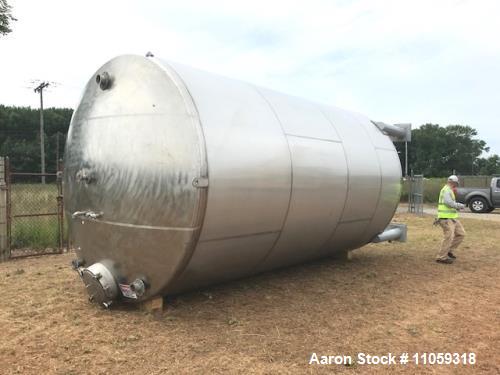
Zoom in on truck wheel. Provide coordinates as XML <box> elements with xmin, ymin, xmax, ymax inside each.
<box><xmin>469</xmin><ymin>197</ymin><xmax>489</xmax><ymax>213</ymax></box>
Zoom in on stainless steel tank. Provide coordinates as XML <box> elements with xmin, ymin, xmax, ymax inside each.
<box><xmin>64</xmin><ymin>54</ymin><xmax>403</xmax><ymax>306</ymax></box>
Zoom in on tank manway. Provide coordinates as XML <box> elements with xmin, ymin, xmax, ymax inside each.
<box><xmin>64</xmin><ymin>54</ymin><xmax>408</xmax><ymax>307</ymax></box>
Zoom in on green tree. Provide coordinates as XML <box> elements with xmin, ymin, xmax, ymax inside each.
<box><xmin>475</xmin><ymin>155</ymin><xmax>500</xmax><ymax>175</ymax></box>
<box><xmin>441</xmin><ymin>125</ymin><xmax>488</xmax><ymax>175</ymax></box>
<box><xmin>0</xmin><ymin>0</ymin><xmax>16</xmax><ymax>36</ymax></box>
<box><xmin>395</xmin><ymin>124</ymin><xmax>492</xmax><ymax>177</ymax></box>
<box><xmin>0</xmin><ymin>105</ymin><xmax>73</xmax><ymax>173</ymax></box>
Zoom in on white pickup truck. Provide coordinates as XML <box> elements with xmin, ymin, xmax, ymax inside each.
<box><xmin>456</xmin><ymin>177</ymin><xmax>500</xmax><ymax>213</ymax></box>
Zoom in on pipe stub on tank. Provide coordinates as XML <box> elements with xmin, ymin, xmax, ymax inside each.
<box><xmin>96</xmin><ymin>71</ymin><xmax>112</xmax><ymax>90</ymax></box>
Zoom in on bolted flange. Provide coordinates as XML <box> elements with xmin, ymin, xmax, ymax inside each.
<box><xmin>81</xmin><ymin>262</ymin><xmax>118</xmax><ymax>307</ymax></box>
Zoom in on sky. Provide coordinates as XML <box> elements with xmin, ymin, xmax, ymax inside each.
<box><xmin>1</xmin><ymin>0</ymin><xmax>499</xmax><ymax>154</ymax></box>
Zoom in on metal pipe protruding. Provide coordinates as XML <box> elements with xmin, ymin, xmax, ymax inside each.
<box><xmin>372</xmin><ymin>223</ymin><xmax>407</xmax><ymax>243</ymax></box>
<box><xmin>373</xmin><ymin>122</ymin><xmax>411</xmax><ymax>142</ymax></box>
<box><xmin>130</xmin><ymin>279</ymin><xmax>147</xmax><ymax>297</ymax></box>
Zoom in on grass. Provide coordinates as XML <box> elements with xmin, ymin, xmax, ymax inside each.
<box><xmin>9</xmin><ymin>183</ymin><xmax>64</xmax><ymax>250</ymax></box>
<box><xmin>0</xmin><ymin>211</ymin><xmax>498</xmax><ymax>374</ymax></box>
<box><xmin>11</xmin><ymin>217</ymin><xmax>60</xmax><ymax>249</ymax></box>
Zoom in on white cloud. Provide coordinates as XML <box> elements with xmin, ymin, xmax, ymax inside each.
<box><xmin>1</xmin><ymin>0</ymin><xmax>499</xmax><ymax>154</ymax></box>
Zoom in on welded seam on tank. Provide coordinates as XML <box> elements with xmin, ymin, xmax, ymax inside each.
<box><xmin>338</xmin><ymin>218</ymin><xmax>372</xmax><ymax>224</ymax></box>
<box><xmin>146</xmin><ymin>58</ymin><xmax>209</xmax><ymax>231</ymax></box>
<box><xmin>151</xmin><ymin>58</ymin><xmax>211</xmax><ymax>283</ymax></box>
<box><xmin>375</xmin><ymin>146</ymin><xmax>397</xmax><ymax>152</ymax></box>
<box><xmin>86</xmin><ymin>113</ymin><xmax>183</xmax><ymax>120</ymax></box>
<box><xmin>155</xmin><ymin>59</ymin><xmax>210</xmax><ymax>227</ymax></box>
<box><xmin>315</xmin><ymin>106</ymin><xmax>351</xmax><ymax>250</ymax></box>
<box><xmin>285</xmin><ymin>133</ymin><xmax>342</xmax><ymax>143</ymax></box>
<box><xmin>87</xmin><ymin>219</ymin><xmax>201</xmax><ymax>231</ymax></box>
<box><xmin>249</xmin><ymin>85</ymin><xmax>294</xmax><ymax>269</ymax></box>
<box><xmin>200</xmin><ymin>230</ymin><xmax>281</xmax><ymax>243</ymax></box>
<box><xmin>380</xmin><ymin>149</ymin><xmax>403</xmax><ymax>227</ymax></box>
<box><xmin>357</xmin><ymin>123</ymin><xmax>385</xmax><ymax>242</ymax></box>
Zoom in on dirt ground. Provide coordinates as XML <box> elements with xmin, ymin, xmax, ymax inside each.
<box><xmin>0</xmin><ymin>213</ymin><xmax>499</xmax><ymax>374</ymax></box>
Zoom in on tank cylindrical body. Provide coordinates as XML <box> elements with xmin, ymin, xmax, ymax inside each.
<box><xmin>64</xmin><ymin>55</ymin><xmax>401</xmax><ymax>303</ymax></box>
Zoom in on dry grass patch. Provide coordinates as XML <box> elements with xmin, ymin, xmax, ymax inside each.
<box><xmin>0</xmin><ymin>213</ymin><xmax>499</xmax><ymax>374</ymax></box>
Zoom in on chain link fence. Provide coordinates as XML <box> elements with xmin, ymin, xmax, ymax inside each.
<box><xmin>4</xmin><ymin>158</ymin><xmax>64</xmax><ymax>258</ymax></box>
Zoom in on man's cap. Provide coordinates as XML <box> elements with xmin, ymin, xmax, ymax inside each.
<box><xmin>448</xmin><ymin>175</ymin><xmax>459</xmax><ymax>183</ymax></box>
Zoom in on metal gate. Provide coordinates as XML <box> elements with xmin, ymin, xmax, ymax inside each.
<box><xmin>408</xmin><ymin>173</ymin><xmax>424</xmax><ymax>215</ymax></box>
<box><xmin>5</xmin><ymin>158</ymin><xmax>64</xmax><ymax>258</ymax></box>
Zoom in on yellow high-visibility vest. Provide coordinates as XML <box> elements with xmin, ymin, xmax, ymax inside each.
<box><xmin>437</xmin><ymin>185</ymin><xmax>458</xmax><ymax>219</ymax></box>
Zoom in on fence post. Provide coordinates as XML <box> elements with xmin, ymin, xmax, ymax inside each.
<box><xmin>57</xmin><ymin>159</ymin><xmax>64</xmax><ymax>253</ymax></box>
<box><xmin>0</xmin><ymin>157</ymin><xmax>9</xmax><ymax>262</ymax></box>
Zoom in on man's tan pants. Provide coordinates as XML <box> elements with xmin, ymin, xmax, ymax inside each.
<box><xmin>437</xmin><ymin>219</ymin><xmax>466</xmax><ymax>260</ymax></box>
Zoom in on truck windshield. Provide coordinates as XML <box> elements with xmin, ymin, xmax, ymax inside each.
<box><xmin>497</xmin><ymin>179</ymin><xmax>500</xmax><ymax>188</ymax></box>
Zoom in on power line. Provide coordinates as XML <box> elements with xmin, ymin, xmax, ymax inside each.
<box><xmin>34</xmin><ymin>81</ymin><xmax>50</xmax><ymax>184</ymax></box>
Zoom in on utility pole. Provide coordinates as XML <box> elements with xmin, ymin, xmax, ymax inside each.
<box><xmin>56</xmin><ymin>131</ymin><xmax>60</xmax><ymax>166</ymax></box>
<box><xmin>34</xmin><ymin>82</ymin><xmax>49</xmax><ymax>184</ymax></box>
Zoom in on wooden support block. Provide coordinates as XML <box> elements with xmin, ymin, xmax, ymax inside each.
<box><xmin>140</xmin><ymin>296</ymin><xmax>164</xmax><ymax>314</ymax></box>
<box><xmin>331</xmin><ymin>250</ymin><xmax>352</xmax><ymax>261</ymax></box>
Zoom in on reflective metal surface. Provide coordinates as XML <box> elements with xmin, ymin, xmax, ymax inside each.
<box><xmin>81</xmin><ymin>262</ymin><xmax>119</xmax><ymax>307</ymax></box>
<box><xmin>65</xmin><ymin>55</ymin><xmax>402</xmax><ymax>303</ymax></box>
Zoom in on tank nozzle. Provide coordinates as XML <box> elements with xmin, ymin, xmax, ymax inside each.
<box><xmin>96</xmin><ymin>71</ymin><xmax>112</xmax><ymax>90</ymax></box>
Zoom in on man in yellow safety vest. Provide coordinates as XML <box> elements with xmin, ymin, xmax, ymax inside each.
<box><xmin>435</xmin><ymin>175</ymin><xmax>466</xmax><ymax>264</ymax></box>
